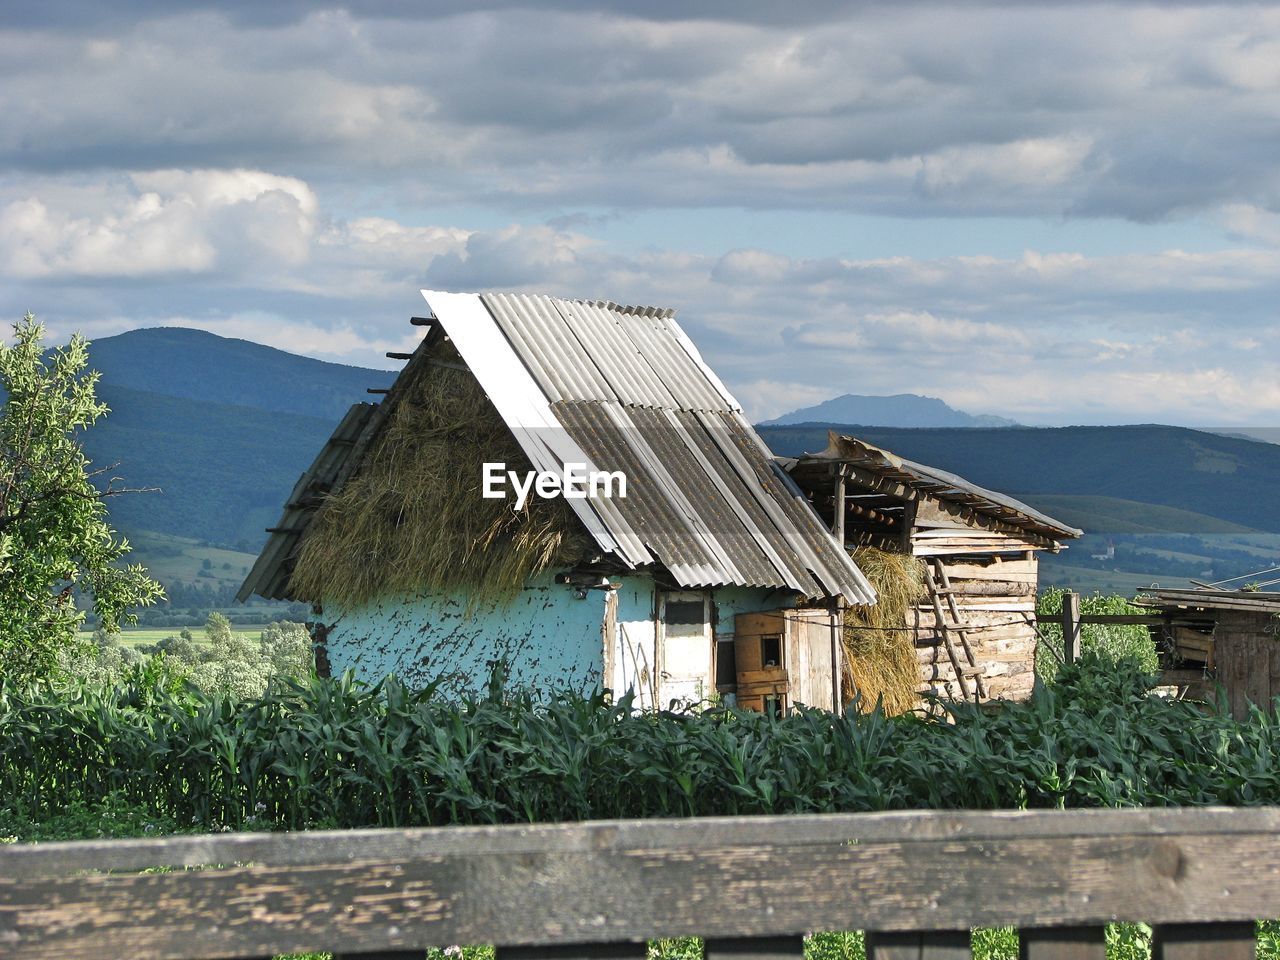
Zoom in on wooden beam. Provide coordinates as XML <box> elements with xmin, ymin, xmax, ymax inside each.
<box><xmin>1019</xmin><ymin>927</ymin><xmax>1106</xmax><ymax>959</ymax></box>
<box><xmin>410</xmin><ymin>315</ymin><xmax>434</xmax><ymax>326</ymax></box>
<box><xmin>833</xmin><ymin>468</ymin><xmax>846</xmax><ymax>545</ymax></box>
<box><xmin>1152</xmin><ymin>922</ymin><xmax>1256</xmax><ymax>959</ymax></box>
<box><xmin>899</xmin><ymin>497</ymin><xmax>918</xmax><ymax>553</ymax></box>
<box><xmin>865</xmin><ymin>930</ymin><xmax>970</xmax><ymax>958</ymax></box>
<box><xmin>1061</xmin><ymin>591</ymin><xmax>1082</xmax><ymax>665</ymax></box>
<box><xmin>9</xmin><ymin>809</ymin><xmax>1280</xmax><ymax>958</ymax></box>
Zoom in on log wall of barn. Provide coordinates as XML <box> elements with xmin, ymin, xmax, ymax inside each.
<box><xmin>913</xmin><ymin>554</ymin><xmax>1040</xmax><ymax>702</ymax></box>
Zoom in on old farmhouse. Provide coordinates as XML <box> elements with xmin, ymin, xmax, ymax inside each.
<box><xmin>240</xmin><ymin>291</ymin><xmax>875</xmax><ymax>711</ymax></box>
<box><xmin>241</xmin><ymin>290</ymin><xmax>1081</xmax><ymax>713</ymax></box>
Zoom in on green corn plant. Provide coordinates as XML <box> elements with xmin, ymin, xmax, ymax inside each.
<box><xmin>5</xmin><ymin>652</ymin><xmax>1280</xmax><ymax>836</ymax></box>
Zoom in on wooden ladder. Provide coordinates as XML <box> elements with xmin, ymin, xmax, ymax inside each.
<box><xmin>925</xmin><ymin>559</ymin><xmax>987</xmax><ymax>702</ymax></box>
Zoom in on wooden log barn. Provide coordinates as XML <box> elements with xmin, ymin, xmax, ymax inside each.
<box><xmin>783</xmin><ymin>433</ymin><xmax>1081</xmax><ymax>705</ymax></box>
<box><xmin>1134</xmin><ymin>586</ymin><xmax>1280</xmax><ymax>719</ymax></box>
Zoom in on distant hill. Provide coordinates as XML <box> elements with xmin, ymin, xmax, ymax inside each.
<box><xmin>89</xmin><ymin>327</ymin><xmax>396</xmax><ymax>420</ymax></box>
<box><xmin>758</xmin><ymin>423</ymin><xmax>1280</xmax><ymax>533</ymax></box>
<box><xmin>762</xmin><ymin>393</ymin><xmax>1017</xmax><ymax>428</ymax></box>
<box><xmin>1013</xmin><ymin>495</ymin><xmax>1257</xmax><ymax>535</ymax></box>
<box><xmin>87</xmin><ymin>383</ymin><xmax>337</xmax><ymax>548</ymax></box>
<box><xmin>64</xmin><ymin>327</ymin><xmax>1280</xmax><ymax>601</ymax></box>
<box><xmin>1205</xmin><ymin>427</ymin><xmax>1280</xmax><ymax>445</ymax></box>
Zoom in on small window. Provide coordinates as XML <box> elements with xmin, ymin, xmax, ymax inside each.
<box><xmin>760</xmin><ymin>634</ymin><xmax>782</xmax><ymax>668</ymax></box>
<box><xmin>663</xmin><ymin>600</ymin><xmax>706</xmax><ymax>625</ymax></box>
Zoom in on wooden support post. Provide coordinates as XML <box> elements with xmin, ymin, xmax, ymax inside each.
<box><xmin>1152</xmin><ymin>922</ymin><xmax>1256</xmax><ymax>959</ymax></box>
<box><xmin>899</xmin><ymin>496</ymin><xmax>918</xmax><ymax>553</ymax></box>
<box><xmin>830</xmin><ymin>603</ymin><xmax>843</xmax><ymax>717</ymax></box>
<box><xmin>1061</xmin><ymin>591</ymin><xmax>1082</xmax><ymax>665</ymax></box>
<box><xmin>834</xmin><ymin>467</ymin><xmax>847</xmax><ymax>546</ymax></box>
<box><xmin>1019</xmin><ymin>927</ymin><xmax>1106</xmax><ymax>959</ymax></box>
<box><xmin>865</xmin><ymin>930</ymin><xmax>970</xmax><ymax>958</ymax></box>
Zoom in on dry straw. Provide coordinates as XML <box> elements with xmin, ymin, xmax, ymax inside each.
<box><xmin>289</xmin><ymin>360</ymin><xmax>588</xmax><ymax>607</ymax></box>
<box><xmin>843</xmin><ymin>546</ymin><xmax>927</xmax><ymax>715</ymax></box>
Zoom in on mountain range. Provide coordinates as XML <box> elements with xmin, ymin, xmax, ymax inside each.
<box><xmin>73</xmin><ymin>327</ymin><xmax>1280</xmax><ymax>596</ymax></box>
<box><xmin>761</xmin><ymin>393</ymin><xmax>1018</xmax><ymax>428</ymax></box>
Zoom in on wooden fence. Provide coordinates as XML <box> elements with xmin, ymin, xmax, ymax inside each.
<box><xmin>4</xmin><ymin>807</ymin><xmax>1280</xmax><ymax>959</ymax></box>
<box><xmin>1036</xmin><ymin>590</ymin><xmax>1172</xmax><ymax>665</ymax></box>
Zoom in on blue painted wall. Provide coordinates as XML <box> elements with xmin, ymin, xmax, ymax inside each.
<box><xmin>323</xmin><ymin>572</ymin><xmax>804</xmax><ymax>699</ymax></box>
<box><xmin>323</xmin><ymin>571</ymin><xmax>618</xmax><ymax>692</ymax></box>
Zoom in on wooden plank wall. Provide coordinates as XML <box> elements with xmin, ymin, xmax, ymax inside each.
<box><xmin>914</xmin><ymin>555</ymin><xmax>1039</xmax><ymax>702</ymax></box>
<box><xmin>1213</xmin><ymin>611</ymin><xmax>1279</xmax><ymax>721</ymax></box>
<box><xmin>911</xmin><ymin>497</ymin><xmax>1050</xmax><ymax>557</ymax></box>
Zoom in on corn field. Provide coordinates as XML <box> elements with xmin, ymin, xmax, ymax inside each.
<box><xmin>3</xmin><ymin>655</ymin><xmax>1280</xmax><ymax>834</ymax></box>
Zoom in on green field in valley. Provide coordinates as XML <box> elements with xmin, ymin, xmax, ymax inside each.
<box><xmin>100</xmin><ymin>529</ymin><xmax>307</xmax><ymax>628</ymax></box>
<box><xmin>1017</xmin><ymin>494</ymin><xmax>1258</xmax><ymax>535</ymax></box>
<box><xmin>77</xmin><ymin>625</ymin><xmax>276</xmax><ymax>649</ymax></box>
<box><xmin>126</xmin><ymin>529</ymin><xmax>257</xmax><ymax>589</ymax></box>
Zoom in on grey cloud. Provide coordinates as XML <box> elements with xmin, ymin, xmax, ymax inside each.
<box><xmin>2</xmin><ymin>6</ymin><xmax>1279</xmax><ymax>220</ymax></box>
<box><xmin>8</xmin><ymin>187</ymin><xmax>1280</xmax><ymax>425</ymax></box>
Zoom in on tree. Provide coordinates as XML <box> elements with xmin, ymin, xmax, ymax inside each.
<box><xmin>190</xmin><ymin>612</ymin><xmax>269</xmax><ymax>699</ymax></box>
<box><xmin>0</xmin><ymin>314</ymin><xmax>163</xmax><ymax>682</ymax></box>
<box><xmin>259</xmin><ymin>620</ymin><xmax>313</xmax><ymax>678</ymax></box>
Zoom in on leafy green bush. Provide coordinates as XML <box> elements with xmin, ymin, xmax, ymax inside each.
<box><xmin>1035</xmin><ymin>589</ymin><xmax>1158</xmax><ymax>683</ymax></box>
<box><xmin>62</xmin><ymin>616</ymin><xmax>314</xmax><ymax>697</ymax></box>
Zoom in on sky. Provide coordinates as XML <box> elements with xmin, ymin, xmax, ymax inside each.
<box><xmin>2</xmin><ymin>3</ymin><xmax>1280</xmax><ymax>426</ymax></box>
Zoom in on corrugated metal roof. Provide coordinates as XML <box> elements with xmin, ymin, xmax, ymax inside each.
<box><xmin>430</xmin><ymin>291</ymin><xmax>874</xmax><ymax>604</ymax></box>
<box><xmin>482</xmin><ymin>293</ymin><xmax>736</xmax><ymax>413</ymax></box>
<box><xmin>237</xmin><ymin>402</ymin><xmax>378</xmax><ymax>602</ymax></box>
<box><xmin>794</xmin><ymin>432</ymin><xmax>1082</xmax><ymax>542</ymax></box>
<box><xmin>240</xmin><ymin>291</ymin><xmax>875</xmax><ymax>606</ymax></box>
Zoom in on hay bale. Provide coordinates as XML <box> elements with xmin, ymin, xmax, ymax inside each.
<box><xmin>289</xmin><ymin>357</ymin><xmax>589</xmax><ymax>607</ymax></box>
<box><xmin>843</xmin><ymin>546</ymin><xmax>927</xmax><ymax>715</ymax></box>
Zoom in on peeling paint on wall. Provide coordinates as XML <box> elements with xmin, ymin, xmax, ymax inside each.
<box><xmin>325</xmin><ymin>571</ymin><xmax>624</xmax><ymax>693</ymax></box>
<box><xmin>323</xmin><ymin>571</ymin><xmax>805</xmax><ymax>701</ymax></box>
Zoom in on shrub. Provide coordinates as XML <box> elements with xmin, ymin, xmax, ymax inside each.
<box><xmin>1035</xmin><ymin>588</ymin><xmax>1158</xmax><ymax>684</ymax></box>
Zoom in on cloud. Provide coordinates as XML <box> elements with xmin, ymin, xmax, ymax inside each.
<box><xmin>6</xmin><ymin>166</ymin><xmax>1280</xmax><ymax>427</ymax></box>
<box><xmin>1220</xmin><ymin>203</ymin><xmax>1280</xmax><ymax>247</ymax></box>
<box><xmin>1</xmin><ymin>5</ymin><xmax>1280</xmax><ymax>219</ymax></box>
<box><xmin>0</xmin><ymin>169</ymin><xmax>318</xmax><ymax>278</ymax></box>
<box><xmin>4</xmin><ymin>3</ymin><xmax>1280</xmax><ymax>428</ymax></box>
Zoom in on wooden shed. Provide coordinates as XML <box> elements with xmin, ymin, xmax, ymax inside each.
<box><xmin>1136</xmin><ymin>587</ymin><xmax>1280</xmax><ymax>720</ymax></box>
<box><xmin>783</xmin><ymin>433</ymin><xmax>1081</xmax><ymax>705</ymax></box>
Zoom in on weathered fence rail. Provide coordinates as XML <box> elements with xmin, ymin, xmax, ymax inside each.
<box><xmin>3</xmin><ymin>807</ymin><xmax>1280</xmax><ymax>959</ymax></box>
<box><xmin>1034</xmin><ymin>590</ymin><xmax>1177</xmax><ymax>664</ymax></box>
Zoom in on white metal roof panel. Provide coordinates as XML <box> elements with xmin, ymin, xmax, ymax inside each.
<box><xmin>421</xmin><ymin>290</ymin><xmax>649</xmax><ymax>566</ymax></box>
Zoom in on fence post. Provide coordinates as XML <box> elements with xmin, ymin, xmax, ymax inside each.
<box><xmin>1061</xmin><ymin>591</ymin><xmax>1082</xmax><ymax>665</ymax></box>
